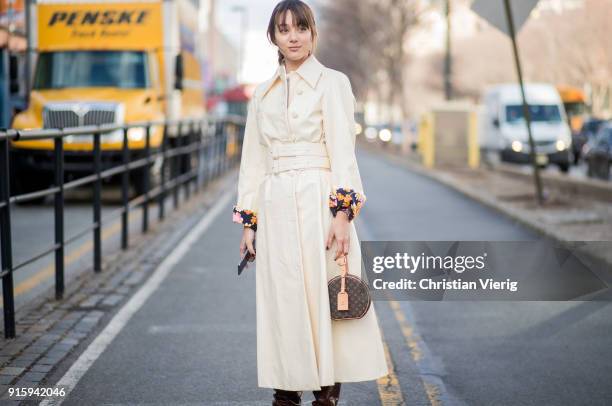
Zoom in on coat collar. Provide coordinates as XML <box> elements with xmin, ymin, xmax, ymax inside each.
<box><xmin>260</xmin><ymin>54</ymin><xmax>324</xmax><ymax>99</ymax></box>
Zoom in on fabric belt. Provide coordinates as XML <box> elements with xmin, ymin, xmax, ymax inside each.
<box><xmin>265</xmin><ymin>141</ymin><xmax>330</xmax><ymax>175</ymax></box>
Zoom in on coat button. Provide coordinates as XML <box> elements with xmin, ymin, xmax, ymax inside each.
<box><xmin>292</xmin><ymin>112</ymin><xmax>298</xmax><ymax>119</ymax></box>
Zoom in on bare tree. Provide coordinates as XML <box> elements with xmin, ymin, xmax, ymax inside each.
<box><xmin>314</xmin><ymin>0</ymin><xmax>377</xmax><ymax>100</ymax></box>
<box><xmin>448</xmin><ymin>0</ymin><xmax>612</xmax><ymax>116</ymax></box>
<box><xmin>316</xmin><ymin>0</ymin><xmax>425</xmax><ymax>122</ymax></box>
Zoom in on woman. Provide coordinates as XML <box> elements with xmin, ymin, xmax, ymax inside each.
<box><xmin>232</xmin><ymin>1</ymin><xmax>389</xmax><ymax>404</ymax></box>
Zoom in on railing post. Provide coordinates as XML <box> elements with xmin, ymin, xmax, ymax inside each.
<box><xmin>195</xmin><ymin>121</ymin><xmax>202</xmax><ymax>193</ymax></box>
<box><xmin>0</xmin><ymin>137</ymin><xmax>16</xmax><ymax>339</ymax></box>
<box><xmin>184</xmin><ymin>122</ymin><xmax>192</xmax><ymax>200</ymax></box>
<box><xmin>93</xmin><ymin>130</ymin><xmax>102</xmax><ymax>272</ymax></box>
<box><xmin>173</xmin><ymin>123</ymin><xmax>181</xmax><ymax>210</ymax></box>
<box><xmin>222</xmin><ymin>123</ymin><xmax>228</xmax><ymax>173</ymax></box>
<box><xmin>121</xmin><ymin>127</ymin><xmax>129</xmax><ymax>250</ymax></box>
<box><xmin>202</xmin><ymin>129</ymin><xmax>210</xmax><ymax>187</ymax></box>
<box><xmin>142</xmin><ymin>124</ymin><xmax>150</xmax><ymax>233</ymax></box>
<box><xmin>216</xmin><ymin>123</ymin><xmax>222</xmax><ymax>178</ymax></box>
<box><xmin>212</xmin><ymin>124</ymin><xmax>218</xmax><ymax>180</ymax></box>
<box><xmin>206</xmin><ymin>123</ymin><xmax>214</xmax><ymax>186</ymax></box>
<box><xmin>159</xmin><ymin>123</ymin><xmax>168</xmax><ymax>221</ymax></box>
<box><xmin>189</xmin><ymin>121</ymin><xmax>196</xmax><ymax>195</ymax></box>
<box><xmin>53</xmin><ymin>136</ymin><xmax>65</xmax><ymax>298</ymax></box>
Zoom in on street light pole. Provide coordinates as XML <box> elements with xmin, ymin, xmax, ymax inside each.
<box><xmin>207</xmin><ymin>0</ymin><xmax>217</xmax><ymax>87</ymax></box>
<box><xmin>231</xmin><ymin>5</ymin><xmax>247</xmax><ymax>84</ymax></box>
<box><xmin>444</xmin><ymin>0</ymin><xmax>453</xmax><ymax>101</ymax></box>
<box><xmin>25</xmin><ymin>0</ymin><xmax>32</xmax><ymax>105</ymax></box>
<box><xmin>503</xmin><ymin>0</ymin><xmax>544</xmax><ymax>205</ymax></box>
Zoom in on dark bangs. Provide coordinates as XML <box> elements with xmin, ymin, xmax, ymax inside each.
<box><xmin>277</xmin><ymin>4</ymin><xmax>312</xmax><ymax>30</ymax></box>
<box><xmin>267</xmin><ymin>0</ymin><xmax>316</xmax><ymax>42</ymax></box>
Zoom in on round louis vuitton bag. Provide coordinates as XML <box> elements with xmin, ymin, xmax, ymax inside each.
<box><xmin>328</xmin><ymin>254</ymin><xmax>371</xmax><ymax>320</ymax></box>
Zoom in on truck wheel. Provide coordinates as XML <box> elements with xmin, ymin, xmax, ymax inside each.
<box><xmin>130</xmin><ymin>154</ymin><xmax>167</xmax><ymax>197</ymax></box>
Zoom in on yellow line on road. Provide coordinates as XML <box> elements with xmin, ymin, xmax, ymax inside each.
<box><xmin>377</xmin><ymin>327</ymin><xmax>407</xmax><ymax>405</ymax></box>
<box><xmin>389</xmin><ymin>300</ymin><xmax>440</xmax><ymax>406</ymax></box>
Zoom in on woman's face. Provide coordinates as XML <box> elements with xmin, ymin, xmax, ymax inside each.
<box><xmin>275</xmin><ymin>11</ymin><xmax>313</xmax><ymax>64</ymax></box>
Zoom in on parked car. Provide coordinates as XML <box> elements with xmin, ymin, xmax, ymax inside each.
<box><xmin>573</xmin><ymin>117</ymin><xmax>606</xmax><ymax>164</ymax></box>
<box><xmin>583</xmin><ymin>122</ymin><xmax>612</xmax><ymax>181</ymax></box>
<box><xmin>480</xmin><ymin>83</ymin><xmax>573</xmax><ymax>172</ymax></box>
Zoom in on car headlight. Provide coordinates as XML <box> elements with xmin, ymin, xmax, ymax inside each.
<box><xmin>511</xmin><ymin>140</ymin><xmax>523</xmax><ymax>152</ymax></box>
<box><xmin>379</xmin><ymin>128</ymin><xmax>392</xmax><ymax>142</ymax></box>
<box><xmin>556</xmin><ymin>139</ymin><xmax>567</xmax><ymax>151</ymax></box>
<box><xmin>127</xmin><ymin>127</ymin><xmax>146</xmax><ymax>141</ymax></box>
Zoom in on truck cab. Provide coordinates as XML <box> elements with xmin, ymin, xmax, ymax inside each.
<box><xmin>10</xmin><ymin>0</ymin><xmax>205</xmax><ymax>196</ymax></box>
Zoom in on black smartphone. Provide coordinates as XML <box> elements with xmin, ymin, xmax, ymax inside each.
<box><xmin>238</xmin><ymin>240</ymin><xmax>256</xmax><ymax>275</ymax></box>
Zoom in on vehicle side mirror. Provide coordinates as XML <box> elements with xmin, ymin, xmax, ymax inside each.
<box><xmin>174</xmin><ymin>54</ymin><xmax>184</xmax><ymax>90</ymax></box>
<box><xmin>493</xmin><ymin>117</ymin><xmax>500</xmax><ymax>128</ymax></box>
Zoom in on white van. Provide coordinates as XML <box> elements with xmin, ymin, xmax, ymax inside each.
<box><xmin>479</xmin><ymin>83</ymin><xmax>573</xmax><ymax>172</ymax></box>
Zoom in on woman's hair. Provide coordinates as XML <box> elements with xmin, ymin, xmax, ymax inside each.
<box><xmin>267</xmin><ymin>0</ymin><xmax>318</xmax><ymax>65</ymax></box>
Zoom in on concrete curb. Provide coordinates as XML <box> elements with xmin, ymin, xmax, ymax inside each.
<box><xmin>493</xmin><ymin>162</ymin><xmax>612</xmax><ymax>202</ymax></box>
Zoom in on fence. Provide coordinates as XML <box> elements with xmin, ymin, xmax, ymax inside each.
<box><xmin>0</xmin><ymin>116</ymin><xmax>245</xmax><ymax>339</ymax></box>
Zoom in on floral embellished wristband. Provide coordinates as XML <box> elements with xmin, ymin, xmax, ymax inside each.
<box><xmin>328</xmin><ymin>187</ymin><xmax>366</xmax><ymax>222</ymax></box>
<box><xmin>232</xmin><ymin>206</ymin><xmax>257</xmax><ymax>231</ymax></box>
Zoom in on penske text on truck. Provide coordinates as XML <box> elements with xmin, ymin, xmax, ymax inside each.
<box><xmin>10</xmin><ymin>0</ymin><xmax>206</xmax><ymax>196</ymax></box>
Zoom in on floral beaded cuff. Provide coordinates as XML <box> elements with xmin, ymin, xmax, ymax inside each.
<box><xmin>328</xmin><ymin>187</ymin><xmax>366</xmax><ymax>222</ymax></box>
<box><xmin>232</xmin><ymin>206</ymin><xmax>257</xmax><ymax>231</ymax></box>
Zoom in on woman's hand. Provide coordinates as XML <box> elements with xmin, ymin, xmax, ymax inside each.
<box><xmin>240</xmin><ymin>227</ymin><xmax>256</xmax><ymax>261</ymax></box>
<box><xmin>326</xmin><ymin>211</ymin><xmax>350</xmax><ymax>260</ymax></box>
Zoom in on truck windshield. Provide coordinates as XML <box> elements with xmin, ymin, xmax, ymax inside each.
<box><xmin>33</xmin><ymin>51</ymin><xmax>149</xmax><ymax>89</ymax></box>
<box><xmin>505</xmin><ymin>104</ymin><xmax>562</xmax><ymax>124</ymax></box>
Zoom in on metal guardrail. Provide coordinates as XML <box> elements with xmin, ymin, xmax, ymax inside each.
<box><xmin>0</xmin><ymin>115</ymin><xmax>246</xmax><ymax>339</ymax></box>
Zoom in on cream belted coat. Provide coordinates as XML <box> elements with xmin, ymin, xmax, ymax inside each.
<box><xmin>233</xmin><ymin>54</ymin><xmax>389</xmax><ymax>391</ymax></box>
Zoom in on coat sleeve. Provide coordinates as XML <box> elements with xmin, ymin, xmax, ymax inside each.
<box><xmin>322</xmin><ymin>72</ymin><xmax>366</xmax><ymax>222</ymax></box>
<box><xmin>232</xmin><ymin>94</ymin><xmax>266</xmax><ymax>231</ymax></box>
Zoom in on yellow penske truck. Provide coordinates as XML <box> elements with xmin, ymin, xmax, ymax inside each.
<box><xmin>10</xmin><ymin>0</ymin><xmax>206</xmax><ymax>196</ymax></box>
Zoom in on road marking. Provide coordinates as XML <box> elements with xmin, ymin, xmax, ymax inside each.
<box><xmin>377</xmin><ymin>329</ymin><xmax>407</xmax><ymax>405</ymax></box>
<box><xmin>390</xmin><ymin>301</ymin><xmax>424</xmax><ymax>364</ymax></box>
<box><xmin>389</xmin><ymin>300</ymin><xmax>461</xmax><ymax>406</ymax></box>
<box><xmin>0</xmin><ymin>210</ymin><xmax>143</xmax><ymax>308</ymax></box>
<box><xmin>40</xmin><ymin>190</ymin><xmax>233</xmax><ymax>405</ymax></box>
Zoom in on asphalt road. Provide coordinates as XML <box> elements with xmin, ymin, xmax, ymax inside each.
<box><xmin>41</xmin><ymin>147</ymin><xmax>612</xmax><ymax>405</ymax></box>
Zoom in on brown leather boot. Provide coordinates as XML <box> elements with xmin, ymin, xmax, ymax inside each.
<box><xmin>273</xmin><ymin>388</ymin><xmax>303</xmax><ymax>406</ymax></box>
<box><xmin>312</xmin><ymin>382</ymin><xmax>341</xmax><ymax>405</ymax></box>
